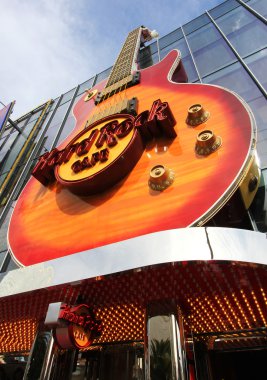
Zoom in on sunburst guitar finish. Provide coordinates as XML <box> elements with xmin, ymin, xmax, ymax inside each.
<box><xmin>8</xmin><ymin>50</ymin><xmax>257</xmax><ymax>266</ymax></box>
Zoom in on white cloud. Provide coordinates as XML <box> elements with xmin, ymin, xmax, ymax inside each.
<box><xmin>0</xmin><ymin>0</ymin><xmax>99</xmax><ymax>119</ymax></box>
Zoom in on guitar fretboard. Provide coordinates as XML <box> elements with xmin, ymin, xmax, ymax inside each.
<box><xmin>106</xmin><ymin>27</ymin><xmax>141</xmax><ymax>88</ymax></box>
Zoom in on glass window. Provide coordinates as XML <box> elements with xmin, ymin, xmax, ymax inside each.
<box><xmin>248</xmin><ymin>96</ymin><xmax>267</xmax><ymax>168</ymax></box>
<box><xmin>95</xmin><ymin>67</ymin><xmax>112</xmax><ymax>84</ymax></box>
<box><xmin>43</xmin><ymin>101</ymin><xmax>70</xmax><ymax>150</ymax></box>
<box><xmin>0</xmin><ymin>135</ymin><xmax>8</xmax><ymax>149</ymax></box>
<box><xmin>56</xmin><ymin>114</ymin><xmax>76</xmax><ymax>146</ymax></box>
<box><xmin>245</xmin><ymin>49</ymin><xmax>267</xmax><ymax>92</ymax></box>
<box><xmin>247</xmin><ymin>0</ymin><xmax>267</xmax><ymax>18</ymax></box>
<box><xmin>159</xmin><ymin>28</ymin><xmax>183</xmax><ymax>50</ymax></box>
<box><xmin>257</xmin><ymin>140</ymin><xmax>267</xmax><ymax>168</ymax></box>
<box><xmin>183</xmin><ymin>13</ymin><xmax>210</xmax><ymax>35</ymax></box>
<box><xmin>144</xmin><ymin>41</ymin><xmax>159</xmax><ymax>55</ymax></box>
<box><xmin>203</xmin><ymin>62</ymin><xmax>262</xmax><ymax>102</ymax></box>
<box><xmin>187</xmin><ymin>23</ymin><xmax>237</xmax><ymax>77</ymax></box>
<box><xmin>77</xmin><ymin>77</ymin><xmax>95</xmax><ymax>96</ymax></box>
<box><xmin>60</xmin><ymin>87</ymin><xmax>76</xmax><ymax>105</ymax></box>
<box><xmin>0</xmin><ymin>132</ymin><xmax>19</xmax><ymax>172</ymax></box>
<box><xmin>27</xmin><ymin>109</ymin><xmax>43</xmax><ymax>124</ymax></box>
<box><xmin>203</xmin><ymin>63</ymin><xmax>267</xmax><ymax>168</ymax></box>
<box><xmin>216</xmin><ymin>5</ymin><xmax>267</xmax><ymax>57</ymax></box>
<box><xmin>248</xmin><ymin>95</ymin><xmax>267</xmax><ymax>133</ymax></box>
<box><xmin>49</xmin><ymin>97</ymin><xmax>60</xmax><ymax>113</ymax></box>
<box><xmin>5</xmin><ymin>256</ymin><xmax>19</xmax><ymax>271</ymax></box>
<box><xmin>43</xmin><ymin>122</ymin><xmax>61</xmax><ymax>151</ymax></box>
<box><xmin>249</xmin><ymin>168</ymin><xmax>267</xmax><ymax>232</ymax></box>
<box><xmin>0</xmin><ymin>126</ymin><xmax>12</xmax><ymax>138</ymax></box>
<box><xmin>0</xmin><ymin>206</ymin><xmax>14</xmax><ymax>251</ymax></box>
<box><xmin>160</xmin><ymin>38</ymin><xmax>187</xmax><ymax>59</ymax></box>
<box><xmin>160</xmin><ymin>37</ymin><xmax>199</xmax><ymax>82</ymax></box>
<box><xmin>139</xmin><ymin>46</ymin><xmax>158</xmax><ymax>69</ymax></box>
<box><xmin>210</xmin><ymin>0</ymin><xmax>240</xmax><ymax>19</ymax></box>
<box><xmin>0</xmin><ymin>173</ymin><xmax>7</xmax><ymax>188</ymax></box>
<box><xmin>0</xmin><ymin>250</ymin><xmax>7</xmax><ymax>271</ymax></box>
<box><xmin>182</xmin><ymin>55</ymin><xmax>199</xmax><ymax>82</ymax></box>
<box><xmin>0</xmin><ymin>121</ymin><xmax>36</xmax><ymax>175</ymax></box>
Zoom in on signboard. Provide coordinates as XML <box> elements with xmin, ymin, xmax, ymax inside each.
<box><xmin>46</xmin><ymin>303</ymin><xmax>102</xmax><ymax>349</ymax></box>
<box><xmin>32</xmin><ymin>100</ymin><xmax>175</xmax><ymax>195</ymax></box>
<box><xmin>8</xmin><ymin>50</ymin><xmax>255</xmax><ymax>266</ymax></box>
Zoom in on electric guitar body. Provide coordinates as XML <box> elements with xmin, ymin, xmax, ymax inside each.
<box><xmin>8</xmin><ymin>49</ymin><xmax>257</xmax><ymax>266</ymax></box>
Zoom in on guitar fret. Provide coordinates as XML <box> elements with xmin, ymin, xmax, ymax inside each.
<box><xmin>106</xmin><ymin>27</ymin><xmax>141</xmax><ymax>88</ymax></box>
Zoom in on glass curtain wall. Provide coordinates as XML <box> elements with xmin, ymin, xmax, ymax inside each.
<box><xmin>1</xmin><ymin>0</ymin><xmax>267</xmax><ymax>271</ymax></box>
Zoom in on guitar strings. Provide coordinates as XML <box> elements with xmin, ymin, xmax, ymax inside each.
<box><xmin>86</xmin><ymin>27</ymin><xmax>140</xmax><ymax>129</ymax></box>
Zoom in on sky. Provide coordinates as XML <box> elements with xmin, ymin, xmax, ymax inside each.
<box><xmin>0</xmin><ymin>0</ymin><xmax>223</xmax><ymax>120</ymax></box>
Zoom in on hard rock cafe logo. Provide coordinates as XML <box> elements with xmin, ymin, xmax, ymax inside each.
<box><xmin>55</xmin><ymin>304</ymin><xmax>102</xmax><ymax>349</ymax></box>
<box><xmin>32</xmin><ymin>99</ymin><xmax>176</xmax><ymax>195</ymax></box>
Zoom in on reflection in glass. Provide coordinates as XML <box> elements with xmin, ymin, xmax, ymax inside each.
<box><xmin>215</xmin><ymin>5</ymin><xmax>267</xmax><ymax>57</ymax></box>
<box><xmin>139</xmin><ymin>46</ymin><xmax>158</xmax><ymax>69</ymax></box>
<box><xmin>247</xmin><ymin>96</ymin><xmax>267</xmax><ymax>168</ymax></box>
<box><xmin>247</xmin><ymin>0</ymin><xmax>267</xmax><ymax>18</ymax></box>
<box><xmin>44</xmin><ymin>102</ymin><xmax>70</xmax><ymax>150</ymax></box>
<box><xmin>209</xmin><ymin>0</ymin><xmax>240</xmax><ymax>19</ymax></box>
<box><xmin>27</xmin><ymin>109</ymin><xmax>43</xmax><ymax>124</ymax></box>
<box><xmin>183</xmin><ymin>13</ymin><xmax>210</xmax><ymax>35</ymax></box>
<box><xmin>77</xmin><ymin>77</ymin><xmax>95</xmax><ymax>96</ymax></box>
<box><xmin>95</xmin><ymin>67</ymin><xmax>112</xmax><ymax>84</ymax></box>
<box><xmin>187</xmin><ymin>23</ymin><xmax>236</xmax><ymax>77</ymax></box>
<box><xmin>203</xmin><ymin>62</ymin><xmax>267</xmax><ymax>168</ymax></box>
<box><xmin>203</xmin><ymin>61</ymin><xmax>261</xmax><ymax>102</ymax></box>
<box><xmin>0</xmin><ymin>132</ymin><xmax>19</xmax><ymax>172</ymax></box>
<box><xmin>56</xmin><ymin>115</ymin><xmax>76</xmax><ymax>146</ymax></box>
<box><xmin>159</xmin><ymin>38</ymin><xmax>199</xmax><ymax>82</ymax></box>
<box><xmin>150</xmin><ymin>338</ymin><xmax>172</xmax><ymax>379</ymax></box>
<box><xmin>60</xmin><ymin>88</ymin><xmax>76</xmax><ymax>105</ymax></box>
<box><xmin>245</xmin><ymin>49</ymin><xmax>267</xmax><ymax>91</ymax></box>
<box><xmin>0</xmin><ymin>121</ymin><xmax>36</xmax><ymax>175</ymax></box>
<box><xmin>148</xmin><ymin>314</ymin><xmax>186</xmax><ymax>380</ymax></box>
<box><xmin>159</xmin><ymin>29</ymin><xmax>183</xmax><ymax>50</ymax></box>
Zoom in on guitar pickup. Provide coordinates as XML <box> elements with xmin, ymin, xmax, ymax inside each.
<box><xmin>95</xmin><ymin>72</ymin><xmax>140</xmax><ymax>105</ymax></box>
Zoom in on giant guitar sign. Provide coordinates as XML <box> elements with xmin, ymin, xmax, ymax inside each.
<box><xmin>8</xmin><ymin>27</ymin><xmax>258</xmax><ymax>266</ymax></box>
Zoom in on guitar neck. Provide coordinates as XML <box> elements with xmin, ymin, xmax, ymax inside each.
<box><xmin>106</xmin><ymin>27</ymin><xmax>142</xmax><ymax>88</ymax></box>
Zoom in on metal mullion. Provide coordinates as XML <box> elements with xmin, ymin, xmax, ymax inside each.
<box><xmin>51</xmin><ymin>85</ymin><xmax>80</xmax><ymax>149</ymax></box>
<box><xmin>0</xmin><ymin>250</ymin><xmax>11</xmax><ymax>272</ymax></box>
<box><xmin>0</xmin><ymin>97</ymin><xmax>62</xmax><ymax>229</ymax></box>
<box><xmin>206</xmin><ymin>10</ymin><xmax>267</xmax><ymax>99</ymax></box>
<box><xmin>237</xmin><ymin>0</ymin><xmax>267</xmax><ymax>25</ymax></box>
<box><xmin>181</xmin><ymin>25</ymin><xmax>203</xmax><ymax>83</ymax></box>
<box><xmin>156</xmin><ymin>37</ymin><xmax>161</xmax><ymax>62</ymax></box>
<box><xmin>91</xmin><ymin>73</ymin><xmax>97</xmax><ymax>87</ymax></box>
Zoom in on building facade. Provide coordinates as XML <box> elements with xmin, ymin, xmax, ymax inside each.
<box><xmin>0</xmin><ymin>0</ymin><xmax>267</xmax><ymax>379</ymax></box>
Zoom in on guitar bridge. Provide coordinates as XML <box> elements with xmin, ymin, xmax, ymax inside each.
<box><xmin>95</xmin><ymin>72</ymin><xmax>140</xmax><ymax>105</ymax></box>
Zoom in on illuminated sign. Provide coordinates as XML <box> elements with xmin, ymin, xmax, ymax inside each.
<box><xmin>54</xmin><ymin>304</ymin><xmax>102</xmax><ymax>349</ymax></box>
<box><xmin>32</xmin><ymin>99</ymin><xmax>176</xmax><ymax>195</ymax></box>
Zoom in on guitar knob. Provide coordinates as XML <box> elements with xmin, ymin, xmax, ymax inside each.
<box><xmin>195</xmin><ymin>130</ymin><xmax>222</xmax><ymax>156</ymax></box>
<box><xmin>84</xmin><ymin>89</ymin><xmax>98</xmax><ymax>102</ymax></box>
<box><xmin>148</xmin><ymin>165</ymin><xmax>175</xmax><ymax>191</ymax></box>
<box><xmin>186</xmin><ymin>104</ymin><xmax>210</xmax><ymax>126</ymax></box>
